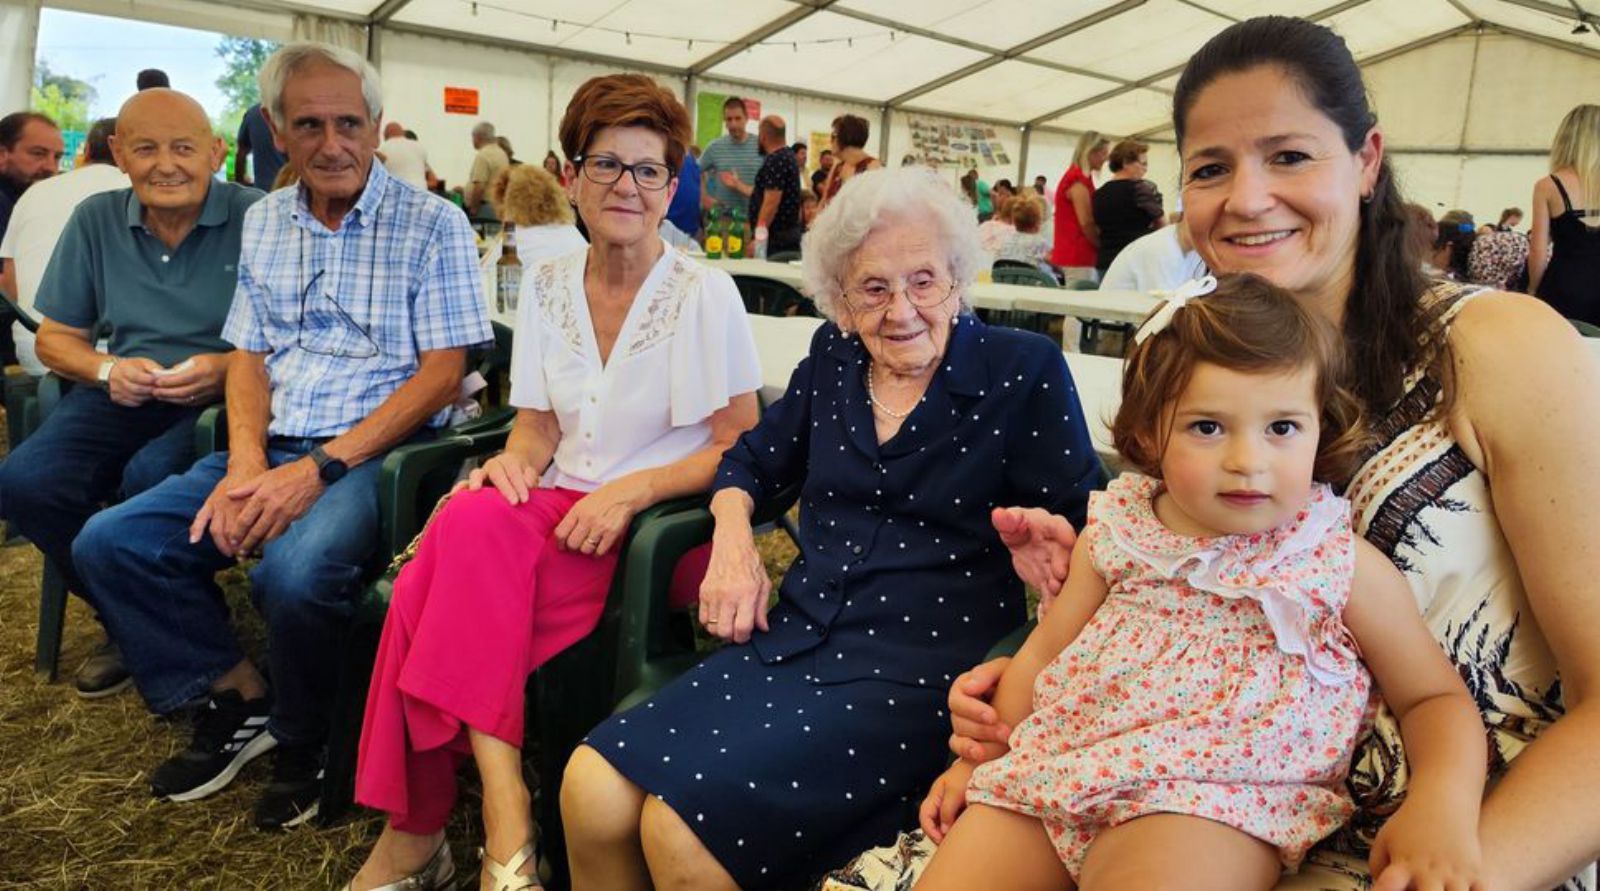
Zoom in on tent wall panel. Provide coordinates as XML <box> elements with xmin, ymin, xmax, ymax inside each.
<box><xmin>1455</xmin><ymin>154</ymin><xmax>1551</xmax><ymax>225</ymax></box>
<box><xmin>1021</xmin><ymin>129</ymin><xmax>1077</xmax><ymax>196</ymax></box>
<box><xmin>379</xmin><ymin>28</ymin><xmax>557</xmax><ymax>189</ymax></box>
<box><xmin>1362</xmin><ymin>36</ymin><xmax>1478</xmax><ymax>149</ymax></box>
<box><xmin>1391</xmin><ymin>152</ymin><xmax>1551</xmax><ymax>233</ymax></box>
<box><xmin>1462</xmin><ymin>34</ymin><xmax>1600</xmax><ymax>150</ymax></box>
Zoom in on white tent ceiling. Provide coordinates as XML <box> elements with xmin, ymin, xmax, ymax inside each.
<box><xmin>195</xmin><ymin>0</ymin><xmax>1600</xmax><ymax>146</ymax></box>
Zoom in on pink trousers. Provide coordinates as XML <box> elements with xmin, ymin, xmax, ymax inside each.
<box><xmin>353</xmin><ymin>486</ymin><xmax>706</xmax><ymax>832</ymax></box>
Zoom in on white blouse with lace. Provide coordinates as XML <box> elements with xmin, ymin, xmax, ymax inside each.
<box><xmin>509</xmin><ymin>242</ymin><xmax>762</xmax><ymax>492</ymax></box>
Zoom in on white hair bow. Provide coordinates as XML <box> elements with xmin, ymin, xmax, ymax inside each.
<box><xmin>1133</xmin><ymin>275</ymin><xmax>1217</xmax><ymax>345</ymax></box>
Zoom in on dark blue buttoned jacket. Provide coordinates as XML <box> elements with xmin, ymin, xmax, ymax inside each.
<box><xmin>716</xmin><ymin>316</ymin><xmax>1101</xmax><ymax>691</ymax></box>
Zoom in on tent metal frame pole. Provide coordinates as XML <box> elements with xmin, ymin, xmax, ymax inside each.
<box><xmin>379</xmin><ymin>21</ymin><xmax>687</xmax><ymax>79</ymax></box>
<box><xmin>368</xmin><ymin>0</ymin><xmax>414</xmax><ymax>24</ymax></box>
<box><xmin>686</xmin><ymin>0</ymin><xmax>839</xmax><ymax>75</ymax></box>
<box><xmin>1124</xmin><ymin>20</ymin><xmax>1480</xmax><ymax>141</ymax></box>
<box><xmin>1481</xmin><ymin>21</ymin><xmax>1600</xmax><ymax>62</ymax></box>
<box><xmin>1017</xmin><ymin>127</ymin><xmax>1031</xmax><ymax>187</ymax></box>
<box><xmin>879</xmin><ymin>106</ymin><xmax>892</xmax><ymax>163</ymax></box>
<box><xmin>685</xmin><ymin>73</ymin><xmax>698</xmax><ymax>137</ymax></box>
<box><xmin>1498</xmin><ymin>0</ymin><xmax>1593</xmax><ymax>23</ymax></box>
<box><xmin>173</xmin><ymin>0</ymin><xmax>367</xmax><ymax>24</ymax></box>
<box><xmin>1022</xmin><ymin>0</ymin><xmax>1376</xmax><ymax>128</ymax></box>
<box><xmin>882</xmin><ymin>0</ymin><xmax>1151</xmax><ymax>109</ymax></box>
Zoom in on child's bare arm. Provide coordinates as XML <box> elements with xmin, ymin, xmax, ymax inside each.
<box><xmin>1344</xmin><ymin>538</ymin><xmax>1486</xmax><ymax>890</ymax></box>
<box><xmin>922</xmin><ymin>540</ymin><xmax>1108</xmax><ymax>843</ymax></box>
<box><xmin>990</xmin><ymin>537</ymin><xmax>1109</xmax><ymax>744</ymax></box>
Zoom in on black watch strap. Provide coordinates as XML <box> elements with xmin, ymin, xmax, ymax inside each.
<box><xmin>308</xmin><ymin>446</ymin><xmax>348</xmax><ymax>484</ymax></box>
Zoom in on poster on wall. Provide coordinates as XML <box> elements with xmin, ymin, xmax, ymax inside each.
<box><xmin>908</xmin><ymin>117</ymin><xmax>1010</xmax><ymax>168</ymax></box>
<box><xmin>808</xmin><ymin>131</ymin><xmax>831</xmax><ymax>174</ymax></box>
<box><xmin>444</xmin><ymin>87</ymin><xmax>479</xmax><ymax>115</ymax></box>
<box><xmin>694</xmin><ymin>92</ymin><xmax>759</xmax><ymax>150</ymax></box>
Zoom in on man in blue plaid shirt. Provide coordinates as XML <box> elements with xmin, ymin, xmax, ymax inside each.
<box><xmin>74</xmin><ymin>42</ymin><xmax>492</xmax><ymax>829</ymax></box>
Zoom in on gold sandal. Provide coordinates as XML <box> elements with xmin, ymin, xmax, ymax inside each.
<box><xmin>480</xmin><ymin>843</ymin><xmax>542</xmax><ymax>891</ymax></box>
<box><xmin>339</xmin><ymin>839</ymin><xmax>455</xmax><ymax>890</ymax></box>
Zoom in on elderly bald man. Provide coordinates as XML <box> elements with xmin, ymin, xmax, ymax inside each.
<box><xmin>0</xmin><ymin>89</ymin><xmax>263</xmax><ymax>696</ymax></box>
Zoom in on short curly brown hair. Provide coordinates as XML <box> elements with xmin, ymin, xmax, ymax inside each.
<box><xmin>558</xmin><ymin>73</ymin><xmax>691</xmax><ymax>173</ymax></box>
<box><xmin>490</xmin><ymin>164</ymin><xmax>572</xmax><ymax>227</ymax></box>
<box><xmin>832</xmin><ymin>114</ymin><xmax>870</xmax><ymax>150</ymax></box>
<box><xmin>1112</xmin><ymin>273</ymin><xmax>1368</xmax><ymax>486</ymax></box>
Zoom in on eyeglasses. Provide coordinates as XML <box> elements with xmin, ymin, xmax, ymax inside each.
<box><xmin>574</xmin><ymin>154</ymin><xmax>674</xmax><ymax>191</ymax></box>
<box><xmin>299</xmin><ymin>269</ymin><xmax>380</xmax><ymax>358</ymax></box>
<box><xmin>841</xmin><ymin>274</ymin><xmax>956</xmax><ymax>312</ymax></box>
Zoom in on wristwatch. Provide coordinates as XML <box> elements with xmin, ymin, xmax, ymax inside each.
<box><xmin>96</xmin><ymin>357</ymin><xmax>118</xmax><ymax>388</ymax></box>
<box><xmin>308</xmin><ymin>446</ymin><xmax>349</xmax><ymax>484</ymax></box>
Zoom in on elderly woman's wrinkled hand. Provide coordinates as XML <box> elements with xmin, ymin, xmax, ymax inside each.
<box><xmin>699</xmin><ymin>527</ymin><xmax>772</xmax><ymax>643</ymax></box>
<box><xmin>459</xmin><ymin>451</ymin><xmax>540</xmax><ymax>504</ymax></box>
<box><xmin>992</xmin><ymin>506</ymin><xmax>1077</xmax><ymax>618</ymax></box>
<box><xmin>947</xmin><ymin>657</ymin><xmax>1014</xmax><ymax>763</ymax></box>
<box><xmin>555</xmin><ymin>476</ymin><xmax>653</xmax><ymax>556</ymax></box>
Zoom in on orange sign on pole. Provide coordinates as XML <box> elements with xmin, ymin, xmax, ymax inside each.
<box><xmin>444</xmin><ymin>87</ymin><xmax>480</xmax><ymax>115</ymax></box>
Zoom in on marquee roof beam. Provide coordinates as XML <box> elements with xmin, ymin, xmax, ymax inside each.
<box><xmin>883</xmin><ymin>0</ymin><xmax>1152</xmax><ymax>109</ymax></box>
<box><xmin>1022</xmin><ymin>0</ymin><xmax>1376</xmax><ymax>128</ymax></box>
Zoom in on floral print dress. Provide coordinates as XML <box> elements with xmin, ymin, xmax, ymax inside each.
<box><xmin>965</xmin><ymin>473</ymin><xmax>1371</xmax><ymax>877</ymax></box>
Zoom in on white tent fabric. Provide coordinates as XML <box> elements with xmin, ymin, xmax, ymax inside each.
<box><xmin>5</xmin><ymin>0</ymin><xmax>1599</xmax><ymax>219</ymax></box>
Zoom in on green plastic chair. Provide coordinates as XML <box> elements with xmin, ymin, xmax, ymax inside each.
<box><xmin>991</xmin><ymin>265</ymin><xmax>1060</xmax><ymax>289</ymax></box>
<box><xmin>2</xmin><ymin>289</ymin><xmax>43</xmax><ymax>452</ymax></box>
<box><xmin>192</xmin><ymin>407</ymin><xmax>517</xmax><ymax>820</ymax></box>
<box><xmin>26</xmin><ymin>373</ymin><xmax>75</xmax><ymax>681</ymax></box>
<box><xmin>732</xmin><ymin>274</ymin><xmax>817</xmax><ymax>317</ymax></box>
<box><xmin>531</xmin><ymin>482</ymin><xmax>799</xmax><ymax>888</ymax></box>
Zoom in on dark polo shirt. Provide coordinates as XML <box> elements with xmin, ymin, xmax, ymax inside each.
<box><xmin>35</xmin><ymin>179</ymin><xmax>263</xmax><ymax>368</ymax></box>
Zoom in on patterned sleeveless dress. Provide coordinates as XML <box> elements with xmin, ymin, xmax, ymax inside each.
<box><xmin>823</xmin><ymin>282</ymin><xmax>1587</xmax><ymax>891</ymax></box>
<box><xmin>967</xmin><ymin>474</ymin><xmax>1370</xmax><ymax>878</ymax></box>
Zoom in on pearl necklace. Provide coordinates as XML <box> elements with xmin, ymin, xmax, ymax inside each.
<box><xmin>866</xmin><ymin>363</ymin><xmax>916</xmax><ymax>419</ymax></box>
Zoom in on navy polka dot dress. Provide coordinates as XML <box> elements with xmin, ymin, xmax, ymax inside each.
<box><xmin>584</xmin><ymin>317</ymin><xmax>1099</xmax><ymax>888</ymax></box>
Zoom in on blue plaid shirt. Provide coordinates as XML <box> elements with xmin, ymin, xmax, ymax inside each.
<box><xmin>222</xmin><ymin>160</ymin><xmax>491</xmax><ymax>438</ymax></box>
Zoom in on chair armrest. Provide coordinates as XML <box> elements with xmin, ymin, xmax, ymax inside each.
<box><xmin>194</xmin><ymin>406</ymin><xmax>227</xmax><ymax>456</ymax></box>
<box><xmin>37</xmin><ymin>373</ymin><xmax>70</xmax><ymax>419</ymax></box>
<box><xmin>610</xmin><ymin>497</ymin><xmax>712</xmax><ymax>703</ymax></box>
<box><xmin>378</xmin><ymin>434</ymin><xmax>483</xmax><ymax>560</ymax></box>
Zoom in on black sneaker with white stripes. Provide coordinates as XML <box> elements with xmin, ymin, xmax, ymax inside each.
<box><xmin>253</xmin><ymin>742</ymin><xmax>324</xmax><ymax>830</ymax></box>
<box><xmin>149</xmin><ymin>689</ymin><xmax>275</xmax><ymax>802</ymax></box>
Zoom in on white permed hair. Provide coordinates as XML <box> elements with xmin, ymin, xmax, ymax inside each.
<box><xmin>800</xmin><ymin>166</ymin><xmax>981</xmax><ymax>322</ymax></box>
<box><xmin>258</xmin><ymin>43</ymin><xmax>383</xmax><ymax>129</ymax></box>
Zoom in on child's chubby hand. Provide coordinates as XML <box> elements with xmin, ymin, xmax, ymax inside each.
<box><xmin>919</xmin><ymin>760</ymin><xmax>977</xmax><ymax>844</ymax></box>
<box><xmin>1369</xmin><ymin>797</ymin><xmax>1484</xmax><ymax>891</ymax></box>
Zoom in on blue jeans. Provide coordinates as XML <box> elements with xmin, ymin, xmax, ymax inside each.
<box><xmin>0</xmin><ymin>384</ymin><xmax>202</xmax><ymax>595</ymax></box>
<box><xmin>74</xmin><ymin>439</ymin><xmax>390</xmax><ymax>746</ymax></box>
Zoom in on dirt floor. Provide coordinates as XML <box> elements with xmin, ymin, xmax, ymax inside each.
<box><xmin>0</xmin><ymin>416</ymin><xmax>799</xmax><ymax>890</ymax></box>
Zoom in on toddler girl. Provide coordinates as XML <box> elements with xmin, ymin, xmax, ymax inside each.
<box><xmin>914</xmin><ymin>274</ymin><xmax>1486</xmax><ymax>891</ymax></box>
